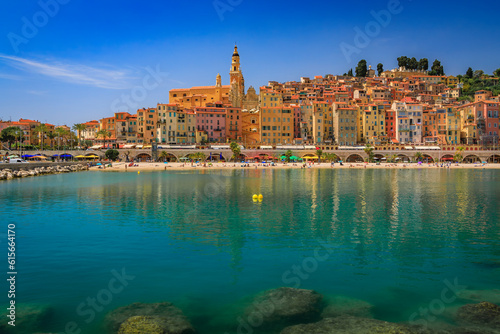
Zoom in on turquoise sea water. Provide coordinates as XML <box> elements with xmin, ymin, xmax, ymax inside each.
<box><xmin>1</xmin><ymin>169</ymin><xmax>500</xmax><ymax>333</ymax></box>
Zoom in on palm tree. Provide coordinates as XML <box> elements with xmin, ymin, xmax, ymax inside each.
<box><xmin>96</xmin><ymin>129</ymin><xmax>111</xmax><ymax>149</ymax></box>
<box><xmin>230</xmin><ymin>142</ymin><xmax>241</xmax><ymax>162</ymax></box>
<box><xmin>124</xmin><ymin>150</ymin><xmax>131</xmax><ymax>162</ymax></box>
<box><xmin>1</xmin><ymin>126</ymin><xmax>23</xmax><ymax>150</ymax></box>
<box><xmin>68</xmin><ymin>131</ymin><xmax>78</xmax><ymax>149</ymax></box>
<box><xmin>284</xmin><ymin>149</ymin><xmax>293</xmax><ymax>162</ymax></box>
<box><xmin>454</xmin><ymin>146</ymin><xmax>465</xmax><ymax>163</ymax></box>
<box><xmin>72</xmin><ymin>123</ymin><xmax>87</xmax><ymax>147</ymax></box>
<box><xmin>191</xmin><ymin>152</ymin><xmax>206</xmax><ymax>162</ymax></box>
<box><xmin>46</xmin><ymin>132</ymin><xmax>57</xmax><ymax>149</ymax></box>
<box><xmin>324</xmin><ymin>153</ymin><xmax>339</xmax><ymax>162</ymax></box>
<box><xmin>55</xmin><ymin>127</ymin><xmax>68</xmax><ymax>150</ymax></box>
<box><xmin>316</xmin><ymin>149</ymin><xmax>323</xmax><ymax>162</ymax></box>
<box><xmin>33</xmin><ymin>123</ymin><xmax>48</xmax><ymax>150</ymax></box>
<box><xmin>363</xmin><ymin>144</ymin><xmax>374</xmax><ymax>162</ymax></box>
<box><xmin>387</xmin><ymin>154</ymin><xmax>398</xmax><ymax>163</ymax></box>
<box><xmin>415</xmin><ymin>151</ymin><xmax>423</xmax><ymax>162</ymax></box>
<box><xmin>159</xmin><ymin>151</ymin><xmax>170</xmax><ymax>162</ymax></box>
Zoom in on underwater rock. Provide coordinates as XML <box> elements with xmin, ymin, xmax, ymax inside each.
<box><xmin>455</xmin><ymin>301</ymin><xmax>500</xmax><ymax>329</ymax></box>
<box><xmin>244</xmin><ymin>287</ymin><xmax>323</xmax><ymax>330</ymax></box>
<box><xmin>280</xmin><ymin>315</ymin><xmax>426</xmax><ymax>334</ymax></box>
<box><xmin>0</xmin><ymin>304</ymin><xmax>53</xmax><ymax>333</ymax></box>
<box><xmin>104</xmin><ymin>302</ymin><xmax>194</xmax><ymax>333</ymax></box>
<box><xmin>321</xmin><ymin>295</ymin><xmax>374</xmax><ymax>318</ymax></box>
<box><xmin>118</xmin><ymin>316</ymin><xmax>172</xmax><ymax>334</ymax></box>
<box><xmin>457</xmin><ymin>289</ymin><xmax>500</xmax><ymax>304</ymax></box>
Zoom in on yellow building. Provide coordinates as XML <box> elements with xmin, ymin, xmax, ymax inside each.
<box><xmin>241</xmin><ymin>109</ymin><xmax>260</xmax><ymax>146</ymax></box>
<box><xmin>312</xmin><ymin>102</ymin><xmax>333</xmax><ymax>143</ymax></box>
<box><xmin>333</xmin><ymin>105</ymin><xmax>357</xmax><ymax>146</ymax></box>
<box><xmin>168</xmin><ymin>45</ymin><xmax>251</xmax><ymax>109</ymax></box>
<box><xmin>259</xmin><ymin>90</ymin><xmax>293</xmax><ymax>144</ymax></box>
<box><xmin>137</xmin><ymin>108</ymin><xmax>157</xmax><ymax>144</ymax></box>
<box><xmin>445</xmin><ymin>107</ymin><xmax>460</xmax><ymax>144</ymax></box>
<box><xmin>169</xmin><ymin>76</ymin><xmax>231</xmax><ymax>108</ymax></box>
<box><xmin>445</xmin><ymin>76</ymin><xmax>459</xmax><ymax>86</ymax></box>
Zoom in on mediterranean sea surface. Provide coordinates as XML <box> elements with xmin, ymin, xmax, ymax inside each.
<box><xmin>1</xmin><ymin>168</ymin><xmax>499</xmax><ymax>333</ymax></box>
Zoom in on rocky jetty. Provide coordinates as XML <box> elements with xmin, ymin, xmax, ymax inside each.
<box><xmin>0</xmin><ymin>164</ymin><xmax>86</xmax><ymax>180</ymax></box>
<box><xmin>104</xmin><ymin>302</ymin><xmax>195</xmax><ymax>334</ymax></box>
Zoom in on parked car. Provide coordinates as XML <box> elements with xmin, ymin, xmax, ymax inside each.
<box><xmin>9</xmin><ymin>158</ymin><xmax>29</xmax><ymax>163</ymax></box>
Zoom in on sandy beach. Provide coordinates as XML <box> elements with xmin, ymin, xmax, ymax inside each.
<box><xmin>90</xmin><ymin>161</ymin><xmax>500</xmax><ymax>172</ymax></box>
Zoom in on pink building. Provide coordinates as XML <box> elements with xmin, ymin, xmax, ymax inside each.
<box><xmin>480</xmin><ymin>100</ymin><xmax>499</xmax><ymax>143</ymax></box>
<box><xmin>195</xmin><ymin>107</ymin><xmax>227</xmax><ymax>142</ymax></box>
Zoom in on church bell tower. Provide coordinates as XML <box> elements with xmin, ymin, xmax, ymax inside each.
<box><xmin>229</xmin><ymin>45</ymin><xmax>245</xmax><ymax>107</ymax></box>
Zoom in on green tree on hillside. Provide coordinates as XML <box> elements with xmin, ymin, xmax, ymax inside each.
<box><xmin>347</xmin><ymin>69</ymin><xmax>353</xmax><ymax>77</ymax></box>
<box><xmin>473</xmin><ymin>70</ymin><xmax>484</xmax><ymax>78</ymax></box>
<box><xmin>494</xmin><ymin>68</ymin><xmax>500</xmax><ymax>78</ymax></box>
<box><xmin>419</xmin><ymin>58</ymin><xmax>429</xmax><ymax>71</ymax></box>
<box><xmin>397</xmin><ymin>56</ymin><xmax>409</xmax><ymax>69</ymax></box>
<box><xmin>409</xmin><ymin>57</ymin><xmax>418</xmax><ymax>70</ymax></box>
<box><xmin>466</xmin><ymin>67</ymin><xmax>474</xmax><ymax>79</ymax></box>
<box><xmin>355</xmin><ymin>60</ymin><xmax>367</xmax><ymax>77</ymax></box>
<box><xmin>429</xmin><ymin>59</ymin><xmax>444</xmax><ymax>76</ymax></box>
<box><xmin>377</xmin><ymin>63</ymin><xmax>384</xmax><ymax>76</ymax></box>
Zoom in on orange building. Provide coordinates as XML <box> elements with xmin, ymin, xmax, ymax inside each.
<box><xmin>137</xmin><ymin>108</ymin><xmax>157</xmax><ymax>144</ymax></box>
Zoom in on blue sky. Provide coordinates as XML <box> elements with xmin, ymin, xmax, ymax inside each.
<box><xmin>0</xmin><ymin>0</ymin><xmax>499</xmax><ymax>125</ymax></box>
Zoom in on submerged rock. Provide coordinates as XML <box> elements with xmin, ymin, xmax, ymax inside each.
<box><xmin>455</xmin><ymin>301</ymin><xmax>500</xmax><ymax>329</ymax></box>
<box><xmin>280</xmin><ymin>316</ymin><xmax>425</xmax><ymax>334</ymax></box>
<box><xmin>0</xmin><ymin>304</ymin><xmax>53</xmax><ymax>333</ymax></box>
<box><xmin>104</xmin><ymin>302</ymin><xmax>194</xmax><ymax>333</ymax></box>
<box><xmin>118</xmin><ymin>316</ymin><xmax>172</xmax><ymax>334</ymax></box>
<box><xmin>243</xmin><ymin>287</ymin><xmax>323</xmax><ymax>330</ymax></box>
<box><xmin>321</xmin><ymin>295</ymin><xmax>374</xmax><ymax>318</ymax></box>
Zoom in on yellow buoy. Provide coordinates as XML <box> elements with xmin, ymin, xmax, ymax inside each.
<box><xmin>258</xmin><ymin>194</ymin><xmax>263</xmax><ymax>200</ymax></box>
<box><xmin>138</xmin><ymin>171</ymin><xmax>140</xmax><ymax>174</ymax></box>
<box><xmin>252</xmin><ymin>194</ymin><xmax>258</xmax><ymax>200</ymax></box>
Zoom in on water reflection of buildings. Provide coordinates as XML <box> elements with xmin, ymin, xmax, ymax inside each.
<box><xmin>75</xmin><ymin>169</ymin><xmax>500</xmax><ymax>280</ymax></box>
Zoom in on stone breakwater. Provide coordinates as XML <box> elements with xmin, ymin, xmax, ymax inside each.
<box><xmin>0</xmin><ymin>164</ymin><xmax>87</xmax><ymax>180</ymax></box>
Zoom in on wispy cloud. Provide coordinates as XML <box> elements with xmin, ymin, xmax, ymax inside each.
<box><xmin>0</xmin><ymin>54</ymin><xmax>137</xmax><ymax>89</ymax></box>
